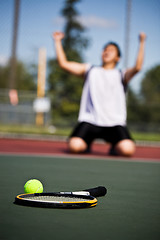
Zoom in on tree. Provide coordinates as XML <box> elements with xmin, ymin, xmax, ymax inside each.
<box><xmin>140</xmin><ymin>65</ymin><xmax>160</xmax><ymax>124</ymax></box>
<box><xmin>48</xmin><ymin>0</ymin><xmax>89</xmax><ymax>125</ymax></box>
<box><xmin>127</xmin><ymin>65</ymin><xmax>160</xmax><ymax>131</ymax></box>
<box><xmin>61</xmin><ymin>0</ymin><xmax>89</xmax><ymax>60</ymax></box>
<box><xmin>127</xmin><ymin>87</ymin><xmax>141</xmax><ymax>122</ymax></box>
<box><xmin>0</xmin><ymin>61</ymin><xmax>36</xmax><ymax>91</ymax></box>
<box><xmin>127</xmin><ymin>87</ymin><xmax>150</xmax><ymax>131</ymax></box>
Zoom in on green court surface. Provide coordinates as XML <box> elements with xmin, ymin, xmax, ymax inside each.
<box><xmin>0</xmin><ymin>154</ymin><xmax>160</xmax><ymax>240</ymax></box>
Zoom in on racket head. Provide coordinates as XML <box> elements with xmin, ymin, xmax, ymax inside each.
<box><xmin>14</xmin><ymin>192</ymin><xmax>97</xmax><ymax>209</ymax></box>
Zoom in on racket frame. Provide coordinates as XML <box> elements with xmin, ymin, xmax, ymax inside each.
<box><xmin>15</xmin><ymin>192</ymin><xmax>98</xmax><ymax>209</ymax></box>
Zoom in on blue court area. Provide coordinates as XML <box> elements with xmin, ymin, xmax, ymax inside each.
<box><xmin>0</xmin><ymin>154</ymin><xmax>160</xmax><ymax>240</ymax></box>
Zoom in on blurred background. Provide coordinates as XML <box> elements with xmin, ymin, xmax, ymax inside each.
<box><xmin>0</xmin><ymin>0</ymin><xmax>160</xmax><ymax>141</ymax></box>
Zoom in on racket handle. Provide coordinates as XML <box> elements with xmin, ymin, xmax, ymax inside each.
<box><xmin>84</xmin><ymin>186</ymin><xmax>107</xmax><ymax>197</ymax></box>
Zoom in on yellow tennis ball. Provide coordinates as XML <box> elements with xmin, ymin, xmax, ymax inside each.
<box><xmin>24</xmin><ymin>179</ymin><xmax>43</xmax><ymax>194</ymax></box>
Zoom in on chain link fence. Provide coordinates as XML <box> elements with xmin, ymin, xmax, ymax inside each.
<box><xmin>0</xmin><ymin>89</ymin><xmax>51</xmax><ymax>125</ymax></box>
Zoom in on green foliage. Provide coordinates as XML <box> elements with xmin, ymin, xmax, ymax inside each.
<box><xmin>48</xmin><ymin>0</ymin><xmax>89</xmax><ymax>123</ymax></box>
<box><xmin>141</xmin><ymin>65</ymin><xmax>160</xmax><ymax>103</ymax></box>
<box><xmin>0</xmin><ymin>61</ymin><xmax>36</xmax><ymax>90</ymax></box>
<box><xmin>0</xmin><ymin>65</ymin><xmax>10</xmax><ymax>88</ymax></box>
<box><xmin>127</xmin><ymin>88</ymin><xmax>141</xmax><ymax>122</ymax></box>
<box><xmin>127</xmin><ymin>65</ymin><xmax>160</xmax><ymax>130</ymax></box>
<box><xmin>48</xmin><ymin>59</ymin><xmax>83</xmax><ymax>122</ymax></box>
<box><xmin>61</xmin><ymin>0</ymin><xmax>89</xmax><ymax>55</ymax></box>
<box><xmin>140</xmin><ymin>65</ymin><xmax>160</xmax><ymax>124</ymax></box>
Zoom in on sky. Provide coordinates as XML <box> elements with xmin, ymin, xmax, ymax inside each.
<box><xmin>0</xmin><ymin>0</ymin><xmax>160</xmax><ymax>92</ymax></box>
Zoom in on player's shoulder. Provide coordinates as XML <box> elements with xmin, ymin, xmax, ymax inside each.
<box><xmin>87</xmin><ymin>65</ymin><xmax>102</xmax><ymax>72</ymax></box>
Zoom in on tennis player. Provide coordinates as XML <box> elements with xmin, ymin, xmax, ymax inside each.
<box><xmin>53</xmin><ymin>31</ymin><xmax>146</xmax><ymax>156</ymax></box>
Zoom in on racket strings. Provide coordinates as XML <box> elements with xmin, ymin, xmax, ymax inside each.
<box><xmin>24</xmin><ymin>195</ymin><xmax>89</xmax><ymax>202</ymax></box>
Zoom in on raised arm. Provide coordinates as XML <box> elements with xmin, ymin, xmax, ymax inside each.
<box><xmin>53</xmin><ymin>31</ymin><xmax>87</xmax><ymax>76</ymax></box>
<box><xmin>124</xmin><ymin>32</ymin><xmax>146</xmax><ymax>84</ymax></box>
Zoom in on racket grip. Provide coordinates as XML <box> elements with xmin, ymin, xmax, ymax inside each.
<box><xmin>84</xmin><ymin>186</ymin><xmax>107</xmax><ymax>197</ymax></box>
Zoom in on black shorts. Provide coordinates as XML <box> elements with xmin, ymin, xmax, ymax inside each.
<box><xmin>70</xmin><ymin>122</ymin><xmax>133</xmax><ymax>147</ymax></box>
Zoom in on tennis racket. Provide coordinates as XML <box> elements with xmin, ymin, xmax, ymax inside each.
<box><xmin>14</xmin><ymin>186</ymin><xmax>107</xmax><ymax>209</ymax></box>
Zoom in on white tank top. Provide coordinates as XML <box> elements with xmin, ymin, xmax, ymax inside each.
<box><xmin>78</xmin><ymin>66</ymin><xmax>127</xmax><ymax>127</ymax></box>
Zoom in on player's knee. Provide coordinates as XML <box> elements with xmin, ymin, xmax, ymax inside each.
<box><xmin>68</xmin><ymin>137</ymin><xmax>88</xmax><ymax>153</ymax></box>
<box><xmin>116</xmin><ymin>140</ymin><xmax>136</xmax><ymax>157</ymax></box>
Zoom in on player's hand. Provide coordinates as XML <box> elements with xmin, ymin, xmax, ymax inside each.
<box><xmin>139</xmin><ymin>32</ymin><xmax>146</xmax><ymax>42</ymax></box>
<box><xmin>53</xmin><ymin>31</ymin><xmax>65</xmax><ymax>41</ymax></box>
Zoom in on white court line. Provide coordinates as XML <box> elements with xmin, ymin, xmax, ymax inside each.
<box><xmin>0</xmin><ymin>152</ymin><xmax>160</xmax><ymax>164</ymax></box>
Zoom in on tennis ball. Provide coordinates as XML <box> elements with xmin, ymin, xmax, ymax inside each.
<box><xmin>24</xmin><ymin>179</ymin><xmax>43</xmax><ymax>194</ymax></box>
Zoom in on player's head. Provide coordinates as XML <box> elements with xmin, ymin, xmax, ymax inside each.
<box><xmin>102</xmin><ymin>42</ymin><xmax>121</xmax><ymax>66</ymax></box>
